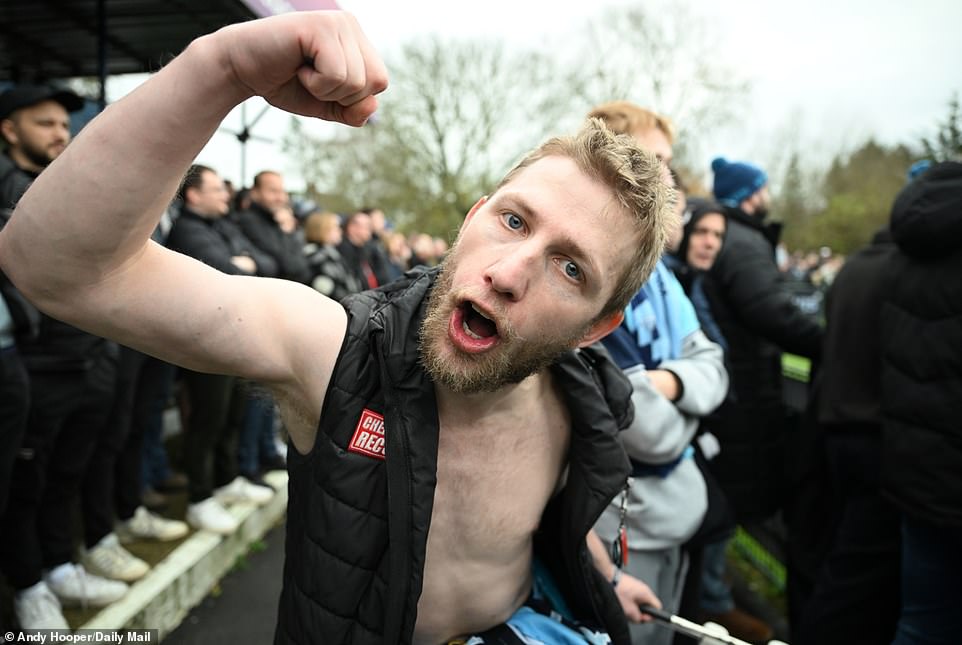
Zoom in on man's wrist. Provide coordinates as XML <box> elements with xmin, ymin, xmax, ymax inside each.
<box><xmin>647</xmin><ymin>369</ymin><xmax>681</xmax><ymax>401</ymax></box>
<box><xmin>610</xmin><ymin>567</ymin><xmax>622</xmax><ymax>588</ymax></box>
<box><xmin>183</xmin><ymin>32</ymin><xmax>255</xmax><ymax>109</ymax></box>
<box><xmin>665</xmin><ymin>369</ymin><xmax>683</xmax><ymax>402</ymax></box>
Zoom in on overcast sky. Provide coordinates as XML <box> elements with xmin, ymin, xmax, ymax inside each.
<box><xmin>108</xmin><ymin>0</ymin><xmax>962</xmax><ymax>190</ymax></box>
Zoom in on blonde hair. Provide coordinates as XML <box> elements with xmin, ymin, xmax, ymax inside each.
<box><xmin>496</xmin><ymin>118</ymin><xmax>675</xmax><ymax>318</ymax></box>
<box><xmin>303</xmin><ymin>211</ymin><xmax>341</xmax><ymax>245</ymax></box>
<box><xmin>385</xmin><ymin>231</ymin><xmax>408</xmax><ymax>259</ymax></box>
<box><xmin>587</xmin><ymin>101</ymin><xmax>676</xmax><ymax>144</ymax></box>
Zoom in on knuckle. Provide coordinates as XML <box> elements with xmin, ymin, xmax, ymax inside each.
<box><xmin>371</xmin><ymin>74</ymin><xmax>389</xmax><ymax>94</ymax></box>
<box><xmin>322</xmin><ymin>66</ymin><xmax>349</xmax><ymax>86</ymax></box>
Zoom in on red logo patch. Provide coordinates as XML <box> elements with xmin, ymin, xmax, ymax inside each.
<box><xmin>348</xmin><ymin>409</ymin><xmax>386</xmax><ymax>460</ymax></box>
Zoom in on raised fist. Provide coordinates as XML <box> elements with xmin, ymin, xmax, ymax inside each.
<box><xmin>212</xmin><ymin>11</ymin><xmax>388</xmax><ymax>127</ymax></box>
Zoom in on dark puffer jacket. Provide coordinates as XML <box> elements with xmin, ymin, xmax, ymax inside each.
<box><xmin>0</xmin><ymin>152</ymin><xmax>35</xmax><ymax>212</ymax></box>
<box><xmin>0</xmin><ymin>206</ymin><xmax>39</xmax><ymax>342</ymax></box>
<box><xmin>703</xmin><ymin>208</ymin><xmax>822</xmax><ymax>520</ymax></box>
<box><xmin>0</xmin><ymin>153</ymin><xmax>110</xmax><ymax>370</ymax></box>
<box><xmin>234</xmin><ymin>202</ymin><xmax>311</xmax><ymax>283</ymax></box>
<box><xmin>166</xmin><ymin>208</ymin><xmax>279</xmax><ymax>277</ymax></box>
<box><xmin>275</xmin><ymin>267</ymin><xmax>634</xmax><ymax>645</ymax></box>
<box><xmin>880</xmin><ymin>161</ymin><xmax>962</xmax><ymax>526</ymax></box>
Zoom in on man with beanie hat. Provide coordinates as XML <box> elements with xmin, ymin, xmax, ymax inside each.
<box><xmin>702</xmin><ymin>155</ymin><xmax>822</xmax><ymax>518</ymax></box>
<box><xmin>688</xmin><ymin>157</ymin><xmax>821</xmax><ymax>641</ymax></box>
<box><xmin>711</xmin><ymin>158</ymin><xmax>770</xmax><ymax>216</ymax></box>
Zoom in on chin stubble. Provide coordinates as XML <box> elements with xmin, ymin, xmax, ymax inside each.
<box><xmin>418</xmin><ymin>257</ymin><xmax>588</xmax><ymax>394</ymax></box>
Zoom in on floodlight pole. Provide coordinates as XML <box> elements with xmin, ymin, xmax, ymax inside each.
<box><xmin>238</xmin><ymin>102</ymin><xmax>272</xmax><ymax>186</ymax></box>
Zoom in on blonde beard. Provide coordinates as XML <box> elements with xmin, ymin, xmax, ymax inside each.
<box><xmin>418</xmin><ymin>250</ymin><xmax>588</xmax><ymax>394</ymax></box>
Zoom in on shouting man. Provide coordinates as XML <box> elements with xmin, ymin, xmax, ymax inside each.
<box><xmin>0</xmin><ymin>12</ymin><xmax>672</xmax><ymax>644</ymax></box>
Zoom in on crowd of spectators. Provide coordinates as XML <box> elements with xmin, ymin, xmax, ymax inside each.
<box><xmin>0</xmin><ymin>82</ymin><xmax>454</xmax><ymax>632</ymax></box>
<box><xmin>1</xmin><ymin>72</ymin><xmax>959</xmax><ymax>645</ymax></box>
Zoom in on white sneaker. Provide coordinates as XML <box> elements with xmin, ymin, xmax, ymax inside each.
<box><xmin>214</xmin><ymin>476</ymin><xmax>274</xmax><ymax>507</ymax></box>
<box><xmin>117</xmin><ymin>506</ymin><xmax>189</xmax><ymax>542</ymax></box>
<box><xmin>14</xmin><ymin>580</ymin><xmax>69</xmax><ymax>630</ymax></box>
<box><xmin>187</xmin><ymin>497</ymin><xmax>239</xmax><ymax>535</ymax></box>
<box><xmin>45</xmin><ymin>562</ymin><xmax>128</xmax><ymax>608</ymax></box>
<box><xmin>82</xmin><ymin>533</ymin><xmax>150</xmax><ymax>582</ymax></box>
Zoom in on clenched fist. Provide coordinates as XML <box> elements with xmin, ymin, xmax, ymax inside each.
<box><xmin>211</xmin><ymin>11</ymin><xmax>388</xmax><ymax>127</ymax></box>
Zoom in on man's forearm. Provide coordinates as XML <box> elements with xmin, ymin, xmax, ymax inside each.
<box><xmin>0</xmin><ymin>33</ymin><xmax>251</xmax><ymax>306</ymax></box>
<box><xmin>646</xmin><ymin>368</ymin><xmax>681</xmax><ymax>401</ymax></box>
<box><xmin>587</xmin><ymin>529</ymin><xmax>617</xmax><ymax>581</ymax></box>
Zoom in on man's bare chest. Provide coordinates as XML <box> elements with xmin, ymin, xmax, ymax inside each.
<box><xmin>428</xmin><ymin>404</ymin><xmax>571</xmax><ymax>555</ymax></box>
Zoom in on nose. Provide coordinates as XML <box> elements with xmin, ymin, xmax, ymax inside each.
<box><xmin>483</xmin><ymin>246</ymin><xmax>536</xmax><ymax>302</ymax></box>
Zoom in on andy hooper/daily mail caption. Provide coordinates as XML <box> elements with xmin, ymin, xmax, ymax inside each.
<box><xmin>3</xmin><ymin>631</ymin><xmax>158</xmax><ymax>644</ymax></box>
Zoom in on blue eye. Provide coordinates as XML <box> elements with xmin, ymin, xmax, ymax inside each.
<box><xmin>504</xmin><ymin>213</ymin><xmax>524</xmax><ymax>230</ymax></box>
<box><xmin>563</xmin><ymin>261</ymin><xmax>581</xmax><ymax>280</ymax></box>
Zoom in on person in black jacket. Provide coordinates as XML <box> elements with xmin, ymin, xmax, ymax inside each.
<box><xmin>166</xmin><ymin>165</ymin><xmax>276</xmax><ymax>535</ymax></box>
<box><xmin>168</xmin><ymin>165</ymin><xmax>278</xmax><ymax>278</ymax></box>
<box><xmin>694</xmin><ymin>157</ymin><xmax>821</xmax><ymax>641</ymax></box>
<box><xmin>0</xmin><ymin>83</ymin><xmax>129</xmax><ymax>630</ymax></box>
<box><xmin>219</xmin><ymin>170</ymin><xmax>299</xmax><ymax>492</ymax></box>
<box><xmin>703</xmin><ymin>156</ymin><xmax>823</xmax><ymax>523</ymax></box>
<box><xmin>234</xmin><ymin>170</ymin><xmax>310</xmax><ymax>283</ymax></box>
<box><xmin>0</xmin><ymin>86</ymin><xmax>78</xmax><ymax>519</ymax></box>
<box><xmin>0</xmin><ymin>213</ymin><xmax>37</xmax><ymax>520</ymax></box>
<box><xmin>789</xmin><ymin>227</ymin><xmax>902</xmax><ymax>645</ymax></box>
<box><xmin>879</xmin><ymin>160</ymin><xmax>962</xmax><ymax>645</ymax></box>
<box><xmin>338</xmin><ymin>209</ymin><xmax>383</xmax><ymax>289</ymax></box>
<box><xmin>364</xmin><ymin>206</ymin><xmax>395</xmax><ymax>285</ymax></box>
<box><xmin>0</xmin><ymin>14</ymin><xmax>674</xmax><ymax>643</ymax></box>
<box><xmin>0</xmin><ymin>84</ymin><xmax>82</xmax><ymax>211</ymax></box>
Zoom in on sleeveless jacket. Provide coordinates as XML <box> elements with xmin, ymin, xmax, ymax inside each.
<box><xmin>275</xmin><ymin>267</ymin><xmax>634</xmax><ymax>645</ymax></box>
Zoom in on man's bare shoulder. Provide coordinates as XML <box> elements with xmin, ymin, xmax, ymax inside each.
<box><xmin>245</xmin><ymin>276</ymin><xmax>348</xmax><ymax>454</ymax></box>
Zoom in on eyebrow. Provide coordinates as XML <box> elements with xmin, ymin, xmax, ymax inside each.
<box><xmin>693</xmin><ymin>220</ymin><xmax>725</xmax><ymax>232</ymax></box>
<box><xmin>33</xmin><ymin>117</ymin><xmax>68</xmax><ymax>124</ymax></box>
<box><xmin>498</xmin><ymin>192</ymin><xmax>601</xmax><ymax>285</ymax></box>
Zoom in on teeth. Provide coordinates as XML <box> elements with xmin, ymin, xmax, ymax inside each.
<box><xmin>463</xmin><ymin>320</ymin><xmax>482</xmax><ymax>340</ymax></box>
<box><xmin>470</xmin><ymin>303</ymin><xmax>493</xmax><ymax>321</ymax></box>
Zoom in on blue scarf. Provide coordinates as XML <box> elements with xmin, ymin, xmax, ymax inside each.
<box><xmin>602</xmin><ymin>258</ymin><xmax>701</xmax><ymax>370</ymax></box>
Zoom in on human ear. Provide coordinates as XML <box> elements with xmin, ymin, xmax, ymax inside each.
<box><xmin>0</xmin><ymin>119</ymin><xmax>18</xmax><ymax>146</ymax></box>
<box><xmin>577</xmin><ymin>310</ymin><xmax>624</xmax><ymax>347</ymax></box>
<box><xmin>462</xmin><ymin>195</ymin><xmax>488</xmax><ymax>225</ymax></box>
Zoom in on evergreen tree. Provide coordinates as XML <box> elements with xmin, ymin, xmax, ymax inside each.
<box><xmin>921</xmin><ymin>94</ymin><xmax>962</xmax><ymax>162</ymax></box>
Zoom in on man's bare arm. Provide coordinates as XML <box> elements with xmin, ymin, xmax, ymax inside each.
<box><xmin>0</xmin><ymin>12</ymin><xmax>388</xmax><ymax>451</ymax></box>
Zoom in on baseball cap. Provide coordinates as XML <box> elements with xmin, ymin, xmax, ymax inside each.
<box><xmin>0</xmin><ymin>84</ymin><xmax>85</xmax><ymax>120</ymax></box>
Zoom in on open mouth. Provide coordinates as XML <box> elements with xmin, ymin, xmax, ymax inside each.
<box><xmin>462</xmin><ymin>301</ymin><xmax>498</xmax><ymax>339</ymax></box>
<box><xmin>448</xmin><ymin>300</ymin><xmax>501</xmax><ymax>353</ymax></box>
